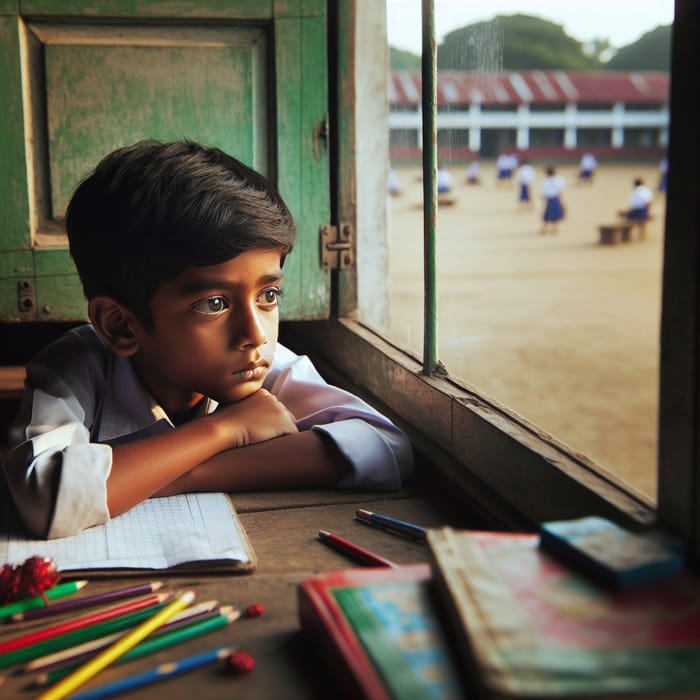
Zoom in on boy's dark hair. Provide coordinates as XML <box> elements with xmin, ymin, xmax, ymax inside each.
<box><xmin>66</xmin><ymin>139</ymin><xmax>296</xmax><ymax>329</ymax></box>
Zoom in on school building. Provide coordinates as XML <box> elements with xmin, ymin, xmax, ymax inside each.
<box><xmin>389</xmin><ymin>70</ymin><xmax>669</xmax><ymax>162</ymax></box>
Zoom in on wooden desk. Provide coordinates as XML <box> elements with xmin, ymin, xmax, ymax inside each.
<box><xmin>0</xmin><ymin>486</ymin><xmax>476</xmax><ymax>699</ymax></box>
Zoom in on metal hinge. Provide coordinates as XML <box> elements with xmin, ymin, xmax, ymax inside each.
<box><xmin>320</xmin><ymin>222</ymin><xmax>354</xmax><ymax>271</ymax></box>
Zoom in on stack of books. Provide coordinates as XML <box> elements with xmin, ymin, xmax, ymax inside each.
<box><xmin>298</xmin><ymin>516</ymin><xmax>700</xmax><ymax>699</ymax></box>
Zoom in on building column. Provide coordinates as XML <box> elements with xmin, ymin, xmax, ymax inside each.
<box><xmin>468</xmin><ymin>102</ymin><xmax>481</xmax><ymax>152</ymax></box>
<box><xmin>516</xmin><ymin>104</ymin><xmax>529</xmax><ymax>149</ymax></box>
<box><xmin>612</xmin><ymin>102</ymin><xmax>624</xmax><ymax>147</ymax></box>
<box><xmin>564</xmin><ymin>104</ymin><xmax>577</xmax><ymax>149</ymax></box>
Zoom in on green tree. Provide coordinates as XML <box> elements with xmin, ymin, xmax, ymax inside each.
<box><xmin>390</xmin><ymin>46</ymin><xmax>421</xmax><ymax>71</ymax></box>
<box><xmin>604</xmin><ymin>25</ymin><xmax>671</xmax><ymax>70</ymax></box>
<box><xmin>438</xmin><ymin>14</ymin><xmax>599</xmax><ymax>70</ymax></box>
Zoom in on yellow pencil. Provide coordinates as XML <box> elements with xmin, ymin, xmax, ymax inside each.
<box><xmin>36</xmin><ymin>589</ymin><xmax>195</xmax><ymax>700</ymax></box>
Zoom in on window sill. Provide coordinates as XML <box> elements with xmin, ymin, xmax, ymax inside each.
<box><xmin>282</xmin><ymin>318</ymin><xmax>657</xmax><ymax>531</ymax></box>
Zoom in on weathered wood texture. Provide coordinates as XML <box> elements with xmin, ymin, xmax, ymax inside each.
<box><xmin>0</xmin><ymin>1</ymin><xmax>330</xmax><ymax>321</ymax></box>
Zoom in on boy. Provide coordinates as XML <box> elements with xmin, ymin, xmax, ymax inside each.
<box><xmin>2</xmin><ymin>140</ymin><xmax>413</xmax><ymax>539</ymax></box>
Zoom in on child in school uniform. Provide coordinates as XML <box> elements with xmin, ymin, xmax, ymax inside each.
<box><xmin>540</xmin><ymin>166</ymin><xmax>566</xmax><ymax>234</ymax></box>
<box><xmin>2</xmin><ymin>140</ymin><xmax>414</xmax><ymax>539</ymax></box>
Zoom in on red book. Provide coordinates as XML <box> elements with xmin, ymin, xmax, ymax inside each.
<box><xmin>297</xmin><ymin>563</ymin><xmax>464</xmax><ymax>700</ymax></box>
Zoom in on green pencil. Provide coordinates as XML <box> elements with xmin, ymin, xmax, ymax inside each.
<box><xmin>0</xmin><ymin>602</ymin><xmax>170</xmax><ymax>670</ymax></box>
<box><xmin>40</xmin><ymin>608</ymin><xmax>241</xmax><ymax>685</ymax></box>
<box><xmin>0</xmin><ymin>580</ymin><xmax>88</xmax><ymax>619</ymax></box>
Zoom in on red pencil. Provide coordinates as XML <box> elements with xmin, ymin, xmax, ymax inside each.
<box><xmin>318</xmin><ymin>530</ymin><xmax>397</xmax><ymax>568</ymax></box>
<box><xmin>0</xmin><ymin>592</ymin><xmax>170</xmax><ymax>655</ymax></box>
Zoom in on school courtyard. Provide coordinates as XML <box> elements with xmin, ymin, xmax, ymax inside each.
<box><xmin>387</xmin><ymin>160</ymin><xmax>665</xmax><ymax>500</ymax></box>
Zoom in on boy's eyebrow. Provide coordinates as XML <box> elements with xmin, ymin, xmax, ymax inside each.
<box><xmin>177</xmin><ymin>272</ymin><xmax>284</xmax><ymax>295</ymax></box>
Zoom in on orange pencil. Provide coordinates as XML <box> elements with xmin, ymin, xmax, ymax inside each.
<box><xmin>0</xmin><ymin>592</ymin><xmax>170</xmax><ymax>655</ymax></box>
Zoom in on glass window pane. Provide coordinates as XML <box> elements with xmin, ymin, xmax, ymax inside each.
<box><xmin>382</xmin><ymin>0</ymin><xmax>673</xmax><ymax>500</ymax></box>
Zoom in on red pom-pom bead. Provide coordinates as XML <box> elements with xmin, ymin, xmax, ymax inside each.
<box><xmin>244</xmin><ymin>603</ymin><xmax>264</xmax><ymax>618</ymax></box>
<box><xmin>19</xmin><ymin>556</ymin><xmax>60</xmax><ymax>600</ymax></box>
<box><xmin>225</xmin><ymin>649</ymin><xmax>255</xmax><ymax>674</ymax></box>
<box><xmin>0</xmin><ymin>563</ymin><xmax>21</xmax><ymax>605</ymax></box>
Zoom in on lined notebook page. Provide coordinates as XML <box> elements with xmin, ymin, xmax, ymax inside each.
<box><xmin>0</xmin><ymin>493</ymin><xmax>254</xmax><ymax>572</ymax></box>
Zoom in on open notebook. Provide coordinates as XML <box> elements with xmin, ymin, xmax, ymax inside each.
<box><xmin>0</xmin><ymin>492</ymin><xmax>256</xmax><ymax>575</ymax></box>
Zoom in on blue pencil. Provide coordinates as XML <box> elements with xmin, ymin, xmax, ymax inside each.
<box><xmin>65</xmin><ymin>646</ymin><xmax>233</xmax><ymax>700</ymax></box>
<box><xmin>355</xmin><ymin>509</ymin><xmax>426</xmax><ymax>540</ymax></box>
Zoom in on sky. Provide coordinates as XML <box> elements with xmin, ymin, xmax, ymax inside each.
<box><xmin>386</xmin><ymin>0</ymin><xmax>675</xmax><ymax>54</ymax></box>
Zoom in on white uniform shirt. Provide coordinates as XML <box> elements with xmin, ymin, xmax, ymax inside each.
<box><xmin>2</xmin><ymin>325</ymin><xmax>413</xmax><ymax>538</ymax></box>
<box><xmin>630</xmin><ymin>184</ymin><xmax>653</xmax><ymax>209</ymax></box>
<box><xmin>580</xmin><ymin>153</ymin><xmax>597</xmax><ymax>171</ymax></box>
<box><xmin>517</xmin><ymin>164</ymin><xmax>536</xmax><ymax>185</ymax></box>
<box><xmin>541</xmin><ymin>174</ymin><xmax>565</xmax><ymax>198</ymax></box>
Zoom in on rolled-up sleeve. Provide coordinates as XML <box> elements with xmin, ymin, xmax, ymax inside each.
<box><xmin>265</xmin><ymin>346</ymin><xmax>414</xmax><ymax>490</ymax></box>
<box><xmin>3</xmin><ymin>370</ymin><xmax>111</xmax><ymax>539</ymax></box>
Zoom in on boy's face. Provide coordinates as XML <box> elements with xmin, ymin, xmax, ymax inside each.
<box><xmin>128</xmin><ymin>248</ymin><xmax>284</xmax><ymax>414</ymax></box>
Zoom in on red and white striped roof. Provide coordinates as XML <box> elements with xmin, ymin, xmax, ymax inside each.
<box><xmin>389</xmin><ymin>71</ymin><xmax>669</xmax><ymax>106</ymax></box>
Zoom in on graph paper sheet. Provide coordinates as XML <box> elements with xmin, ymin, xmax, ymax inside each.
<box><xmin>0</xmin><ymin>492</ymin><xmax>256</xmax><ymax>574</ymax></box>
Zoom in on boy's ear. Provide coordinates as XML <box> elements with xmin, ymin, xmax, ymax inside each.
<box><xmin>88</xmin><ymin>296</ymin><xmax>140</xmax><ymax>356</ymax></box>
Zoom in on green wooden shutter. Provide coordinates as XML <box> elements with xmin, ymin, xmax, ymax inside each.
<box><xmin>0</xmin><ymin>0</ymin><xmax>329</xmax><ymax>322</ymax></box>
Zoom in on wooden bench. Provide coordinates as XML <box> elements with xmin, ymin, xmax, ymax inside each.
<box><xmin>628</xmin><ymin>216</ymin><xmax>653</xmax><ymax>241</ymax></box>
<box><xmin>598</xmin><ymin>223</ymin><xmax>632</xmax><ymax>245</ymax></box>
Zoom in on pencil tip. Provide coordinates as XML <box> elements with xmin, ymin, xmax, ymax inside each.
<box><xmin>151</xmin><ymin>581</ymin><xmax>164</xmax><ymax>591</ymax></box>
<box><xmin>318</xmin><ymin>530</ymin><xmax>330</xmax><ymax>538</ymax></box>
<box><xmin>76</xmin><ymin>580</ymin><xmax>89</xmax><ymax>589</ymax></box>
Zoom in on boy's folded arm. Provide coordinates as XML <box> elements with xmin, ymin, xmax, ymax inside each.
<box><xmin>151</xmin><ymin>428</ymin><xmax>352</xmax><ymax>496</ymax></box>
<box><xmin>153</xmin><ymin>417</ymin><xmax>412</xmax><ymax>498</ymax></box>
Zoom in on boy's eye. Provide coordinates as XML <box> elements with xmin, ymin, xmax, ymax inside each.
<box><xmin>191</xmin><ymin>296</ymin><xmax>230</xmax><ymax>316</ymax></box>
<box><xmin>258</xmin><ymin>286</ymin><xmax>284</xmax><ymax>308</ymax></box>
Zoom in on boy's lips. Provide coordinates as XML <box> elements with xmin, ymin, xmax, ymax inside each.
<box><xmin>231</xmin><ymin>363</ymin><xmax>268</xmax><ymax>382</ymax></box>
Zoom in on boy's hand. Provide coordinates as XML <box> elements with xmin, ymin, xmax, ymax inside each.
<box><xmin>212</xmin><ymin>388</ymin><xmax>298</xmax><ymax>447</ymax></box>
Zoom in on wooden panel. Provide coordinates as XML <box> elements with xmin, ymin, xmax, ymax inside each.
<box><xmin>657</xmin><ymin>1</ymin><xmax>700</xmax><ymax>553</ymax></box>
<box><xmin>36</xmin><ymin>25</ymin><xmax>264</xmax><ymax>229</ymax></box>
<box><xmin>19</xmin><ymin>0</ymin><xmax>272</xmax><ymax>19</ymax></box>
<box><xmin>275</xmin><ymin>15</ymin><xmax>330</xmax><ymax>320</ymax></box>
<box><xmin>1</xmin><ymin>3</ymin><xmax>330</xmax><ymax>322</ymax></box>
<box><xmin>0</xmin><ymin>17</ymin><xmax>30</xmax><ymax>251</ymax></box>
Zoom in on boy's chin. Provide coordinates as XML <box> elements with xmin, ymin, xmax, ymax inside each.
<box><xmin>216</xmin><ymin>381</ymin><xmax>265</xmax><ymax>405</ymax></box>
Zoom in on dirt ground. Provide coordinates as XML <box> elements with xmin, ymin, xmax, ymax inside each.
<box><xmin>387</xmin><ymin>161</ymin><xmax>665</xmax><ymax>500</ymax></box>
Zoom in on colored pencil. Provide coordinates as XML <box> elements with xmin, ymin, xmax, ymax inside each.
<box><xmin>11</xmin><ymin>581</ymin><xmax>164</xmax><ymax>622</ymax></box>
<box><xmin>0</xmin><ymin>603</ymin><xmax>171</xmax><ymax>670</ymax></box>
<box><xmin>0</xmin><ymin>592</ymin><xmax>170</xmax><ymax>655</ymax></box>
<box><xmin>65</xmin><ymin>646</ymin><xmax>234</xmax><ymax>700</ymax></box>
<box><xmin>35</xmin><ymin>589</ymin><xmax>196</xmax><ymax>700</ymax></box>
<box><xmin>0</xmin><ymin>580</ymin><xmax>88</xmax><ymax>619</ymax></box>
<box><xmin>39</xmin><ymin>606</ymin><xmax>239</xmax><ymax>685</ymax></box>
<box><xmin>24</xmin><ymin>601</ymin><xmax>221</xmax><ymax>674</ymax></box>
<box><xmin>318</xmin><ymin>530</ymin><xmax>397</xmax><ymax>567</ymax></box>
<box><xmin>355</xmin><ymin>509</ymin><xmax>427</xmax><ymax>540</ymax></box>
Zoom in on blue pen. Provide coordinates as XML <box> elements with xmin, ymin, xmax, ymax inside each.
<box><xmin>66</xmin><ymin>647</ymin><xmax>233</xmax><ymax>700</ymax></box>
<box><xmin>355</xmin><ymin>509</ymin><xmax>426</xmax><ymax>541</ymax></box>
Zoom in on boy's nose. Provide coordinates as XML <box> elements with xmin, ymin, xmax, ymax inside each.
<box><xmin>230</xmin><ymin>305</ymin><xmax>268</xmax><ymax>350</ymax></box>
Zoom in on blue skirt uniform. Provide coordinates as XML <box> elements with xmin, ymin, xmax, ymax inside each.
<box><xmin>543</xmin><ymin>196</ymin><xmax>564</xmax><ymax>222</ymax></box>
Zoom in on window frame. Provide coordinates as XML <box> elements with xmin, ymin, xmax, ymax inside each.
<box><xmin>284</xmin><ymin>1</ymin><xmax>699</xmax><ymax>550</ymax></box>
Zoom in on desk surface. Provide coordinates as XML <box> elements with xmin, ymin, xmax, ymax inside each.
<box><xmin>0</xmin><ymin>486</ymin><xmax>475</xmax><ymax>699</ymax></box>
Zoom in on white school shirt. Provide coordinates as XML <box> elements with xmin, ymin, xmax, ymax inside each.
<box><xmin>541</xmin><ymin>174</ymin><xmax>565</xmax><ymax>198</ymax></box>
<box><xmin>2</xmin><ymin>325</ymin><xmax>413</xmax><ymax>539</ymax></box>
<box><xmin>629</xmin><ymin>184</ymin><xmax>653</xmax><ymax>209</ymax></box>
<box><xmin>517</xmin><ymin>164</ymin><xmax>535</xmax><ymax>185</ymax></box>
